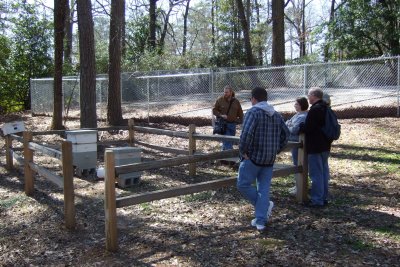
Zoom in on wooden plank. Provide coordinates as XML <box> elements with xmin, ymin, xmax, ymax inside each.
<box><xmin>296</xmin><ymin>134</ymin><xmax>308</xmax><ymax>203</ymax></box>
<box><xmin>12</xmin><ymin>152</ymin><xmax>24</xmax><ymax>165</ymax></box>
<box><xmin>29</xmin><ymin>162</ymin><xmax>63</xmax><ymax>188</ymax></box>
<box><xmin>5</xmin><ymin>135</ymin><xmax>13</xmax><ymax>170</ymax></box>
<box><xmin>23</xmin><ymin>132</ymin><xmax>34</xmax><ymax>196</ymax></box>
<box><xmin>133</xmin><ymin>126</ymin><xmax>188</xmax><ymax>138</ymax></box>
<box><xmin>116</xmin><ymin>177</ymin><xmax>236</xmax><ymax>207</ymax></box>
<box><xmin>134</xmin><ymin>140</ymin><xmax>188</xmax><ymax>155</ymax></box>
<box><xmin>104</xmin><ymin>151</ymin><xmax>118</xmax><ymax>252</ymax></box>
<box><xmin>280</xmin><ymin>141</ymin><xmax>302</xmax><ymax>152</ymax></box>
<box><xmin>115</xmin><ymin>149</ymin><xmax>239</xmax><ymax>175</ymax></box>
<box><xmin>188</xmin><ymin>124</ymin><xmax>196</xmax><ymax>176</ymax></box>
<box><xmin>28</xmin><ymin>142</ymin><xmax>62</xmax><ymax>160</ymax></box>
<box><xmin>62</xmin><ymin>141</ymin><xmax>76</xmax><ymax>229</ymax></box>
<box><xmin>116</xmin><ymin>164</ymin><xmax>301</xmax><ymax>208</ymax></box>
<box><xmin>192</xmin><ymin>133</ymin><xmax>239</xmax><ymax>143</ymax></box>
<box><xmin>10</xmin><ymin>133</ymin><xmax>23</xmax><ymax>142</ymax></box>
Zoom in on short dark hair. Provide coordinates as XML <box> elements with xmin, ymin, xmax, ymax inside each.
<box><xmin>251</xmin><ymin>87</ymin><xmax>268</xmax><ymax>102</ymax></box>
<box><xmin>296</xmin><ymin>97</ymin><xmax>309</xmax><ymax>111</ymax></box>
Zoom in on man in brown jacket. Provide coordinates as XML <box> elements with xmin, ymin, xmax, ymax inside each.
<box><xmin>212</xmin><ymin>85</ymin><xmax>244</xmax><ymax>150</ymax></box>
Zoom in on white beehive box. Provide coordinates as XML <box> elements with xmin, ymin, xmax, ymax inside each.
<box><xmin>1</xmin><ymin>121</ymin><xmax>25</xmax><ymax>135</ymax></box>
<box><xmin>66</xmin><ymin>130</ymin><xmax>97</xmax><ymax>143</ymax></box>
<box><xmin>66</xmin><ymin>130</ymin><xmax>97</xmax><ymax>171</ymax></box>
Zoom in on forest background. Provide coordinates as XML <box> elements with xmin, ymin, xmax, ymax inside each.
<box><xmin>0</xmin><ymin>0</ymin><xmax>399</xmax><ymax>126</ymax></box>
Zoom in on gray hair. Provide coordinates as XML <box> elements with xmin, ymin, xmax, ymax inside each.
<box><xmin>308</xmin><ymin>87</ymin><xmax>323</xmax><ymax>99</ymax></box>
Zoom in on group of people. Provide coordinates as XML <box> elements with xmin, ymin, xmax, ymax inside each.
<box><xmin>212</xmin><ymin>85</ymin><xmax>333</xmax><ymax>231</ymax></box>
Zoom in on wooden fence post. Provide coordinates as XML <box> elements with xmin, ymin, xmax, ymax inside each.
<box><xmin>62</xmin><ymin>140</ymin><xmax>76</xmax><ymax>229</ymax></box>
<box><xmin>188</xmin><ymin>124</ymin><xmax>196</xmax><ymax>176</ymax></box>
<box><xmin>128</xmin><ymin>119</ymin><xmax>134</xmax><ymax>146</ymax></box>
<box><xmin>104</xmin><ymin>150</ymin><xmax>118</xmax><ymax>252</ymax></box>
<box><xmin>23</xmin><ymin>131</ymin><xmax>34</xmax><ymax>196</ymax></box>
<box><xmin>5</xmin><ymin>135</ymin><xmax>13</xmax><ymax>170</ymax></box>
<box><xmin>296</xmin><ymin>134</ymin><xmax>308</xmax><ymax>203</ymax></box>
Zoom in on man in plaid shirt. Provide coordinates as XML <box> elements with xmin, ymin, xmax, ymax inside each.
<box><xmin>237</xmin><ymin>87</ymin><xmax>289</xmax><ymax>231</ymax></box>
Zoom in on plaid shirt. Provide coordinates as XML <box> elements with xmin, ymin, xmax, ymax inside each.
<box><xmin>239</xmin><ymin>102</ymin><xmax>289</xmax><ymax>166</ymax></box>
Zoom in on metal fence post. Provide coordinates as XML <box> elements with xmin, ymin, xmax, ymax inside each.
<box><xmin>211</xmin><ymin>68</ymin><xmax>215</xmax><ymax>101</ymax></box>
<box><xmin>397</xmin><ymin>56</ymin><xmax>400</xmax><ymax>117</ymax></box>
<box><xmin>147</xmin><ymin>77</ymin><xmax>150</xmax><ymax>123</ymax></box>
<box><xmin>303</xmin><ymin>65</ymin><xmax>308</xmax><ymax>95</ymax></box>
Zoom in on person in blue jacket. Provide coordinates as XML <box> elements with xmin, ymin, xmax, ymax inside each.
<box><xmin>286</xmin><ymin>97</ymin><xmax>308</xmax><ymax>195</ymax></box>
<box><xmin>237</xmin><ymin>87</ymin><xmax>289</xmax><ymax>231</ymax></box>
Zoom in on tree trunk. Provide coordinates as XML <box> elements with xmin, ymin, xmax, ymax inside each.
<box><xmin>51</xmin><ymin>0</ymin><xmax>67</xmax><ymax>130</ymax></box>
<box><xmin>107</xmin><ymin>0</ymin><xmax>124</xmax><ymax>126</ymax></box>
<box><xmin>323</xmin><ymin>0</ymin><xmax>335</xmax><ymax>61</ymax></box>
<box><xmin>64</xmin><ymin>0</ymin><xmax>73</xmax><ymax>65</ymax></box>
<box><xmin>77</xmin><ymin>0</ymin><xmax>97</xmax><ymax>128</ymax></box>
<box><xmin>149</xmin><ymin>0</ymin><xmax>157</xmax><ymax>50</ymax></box>
<box><xmin>271</xmin><ymin>0</ymin><xmax>286</xmax><ymax>87</ymax></box>
<box><xmin>236</xmin><ymin>0</ymin><xmax>256</xmax><ymax>66</ymax></box>
<box><xmin>211</xmin><ymin>0</ymin><xmax>215</xmax><ymax>54</ymax></box>
<box><xmin>300</xmin><ymin>0</ymin><xmax>306</xmax><ymax>57</ymax></box>
<box><xmin>159</xmin><ymin>1</ymin><xmax>173</xmax><ymax>53</ymax></box>
<box><xmin>271</xmin><ymin>0</ymin><xmax>285</xmax><ymax>66</ymax></box>
<box><xmin>255</xmin><ymin>0</ymin><xmax>263</xmax><ymax>64</ymax></box>
<box><xmin>182</xmin><ymin>0</ymin><xmax>191</xmax><ymax>56</ymax></box>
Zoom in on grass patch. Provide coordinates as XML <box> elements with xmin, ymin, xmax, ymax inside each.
<box><xmin>184</xmin><ymin>192</ymin><xmax>214</xmax><ymax>202</ymax></box>
<box><xmin>374</xmin><ymin>227</ymin><xmax>400</xmax><ymax>242</ymax></box>
<box><xmin>0</xmin><ymin>194</ymin><xmax>27</xmax><ymax>210</ymax></box>
<box><xmin>139</xmin><ymin>202</ymin><xmax>153</xmax><ymax>212</ymax></box>
<box><xmin>346</xmin><ymin>239</ymin><xmax>374</xmax><ymax>250</ymax></box>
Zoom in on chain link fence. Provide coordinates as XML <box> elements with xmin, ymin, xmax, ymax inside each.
<box><xmin>31</xmin><ymin>56</ymin><xmax>400</xmax><ymax>121</ymax></box>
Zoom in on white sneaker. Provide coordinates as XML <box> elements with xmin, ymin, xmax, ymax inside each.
<box><xmin>251</xmin><ymin>219</ymin><xmax>266</xmax><ymax>231</ymax></box>
<box><xmin>250</xmin><ymin>201</ymin><xmax>274</xmax><ymax>231</ymax></box>
<box><xmin>267</xmin><ymin>201</ymin><xmax>274</xmax><ymax>220</ymax></box>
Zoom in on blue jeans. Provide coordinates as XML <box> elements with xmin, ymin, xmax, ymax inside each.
<box><xmin>237</xmin><ymin>159</ymin><xmax>273</xmax><ymax>226</ymax></box>
<box><xmin>222</xmin><ymin>122</ymin><xmax>236</xmax><ymax>150</ymax></box>
<box><xmin>308</xmin><ymin>152</ymin><xmax>330</xmax><ymax>205</ymax></box>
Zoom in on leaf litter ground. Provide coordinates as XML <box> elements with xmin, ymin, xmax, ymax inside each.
<box><xmin>0</xmin><ymin>113</ymin><xmax>399</xmax><ymax>266</ymax></box>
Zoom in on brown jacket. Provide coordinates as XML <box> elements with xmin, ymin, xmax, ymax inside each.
<box><xmin>212</xmin><ymin>96</ymin><xmax>244</xmax><ymax>123</ymax></box>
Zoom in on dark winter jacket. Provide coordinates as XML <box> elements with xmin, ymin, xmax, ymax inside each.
<box><xmin>301</xmin><ymin>100</ymin><xmax>332</xmax><ymax>154</ymax></box>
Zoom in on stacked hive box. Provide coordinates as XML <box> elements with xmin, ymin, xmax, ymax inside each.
<box><xmin>66</xmin><ymin>130</ymin><xmax>97</xmax><ymax>178</ymax></box>
<box><xmin>106</xmin><ymin>147</ymin><xmax>142</xmax><ymax>187</ymax></box>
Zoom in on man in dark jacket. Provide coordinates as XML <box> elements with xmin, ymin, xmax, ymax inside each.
<box><xmin>302</xmin><ymin>87</ymin><xmax>331</xmax><ymax>207</ymax></box>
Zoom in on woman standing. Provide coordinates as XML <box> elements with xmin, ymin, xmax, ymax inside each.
<box><xmin>286</xmin><ymin>97</ymin><xmax>308</xmax><ymax>195</ymax></box>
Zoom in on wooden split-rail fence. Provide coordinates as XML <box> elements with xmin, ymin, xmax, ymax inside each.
<box><xmin>2</xmin><ymin>119</ymin><xmax>309</xmax><ymax>252</ymax></box>
<box><xmin>104</xmin><ymin>120</ymin><xmax>309</xmax><ymax>252</ymax></box>
<box><xmin>4</xmin><ymin>131</ymin><xmax>76</xmax><ymax>229</ymax></box>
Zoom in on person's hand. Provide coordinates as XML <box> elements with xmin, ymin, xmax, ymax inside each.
<box><xmin>221</xmin><ymin>115</ymin><xmax>228</xmax><ymax>120</ymax></box>
<box><xmin>243</xmin><ymin>153</ymin><xmax>249</xmax><ymax>160</ymax></box>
